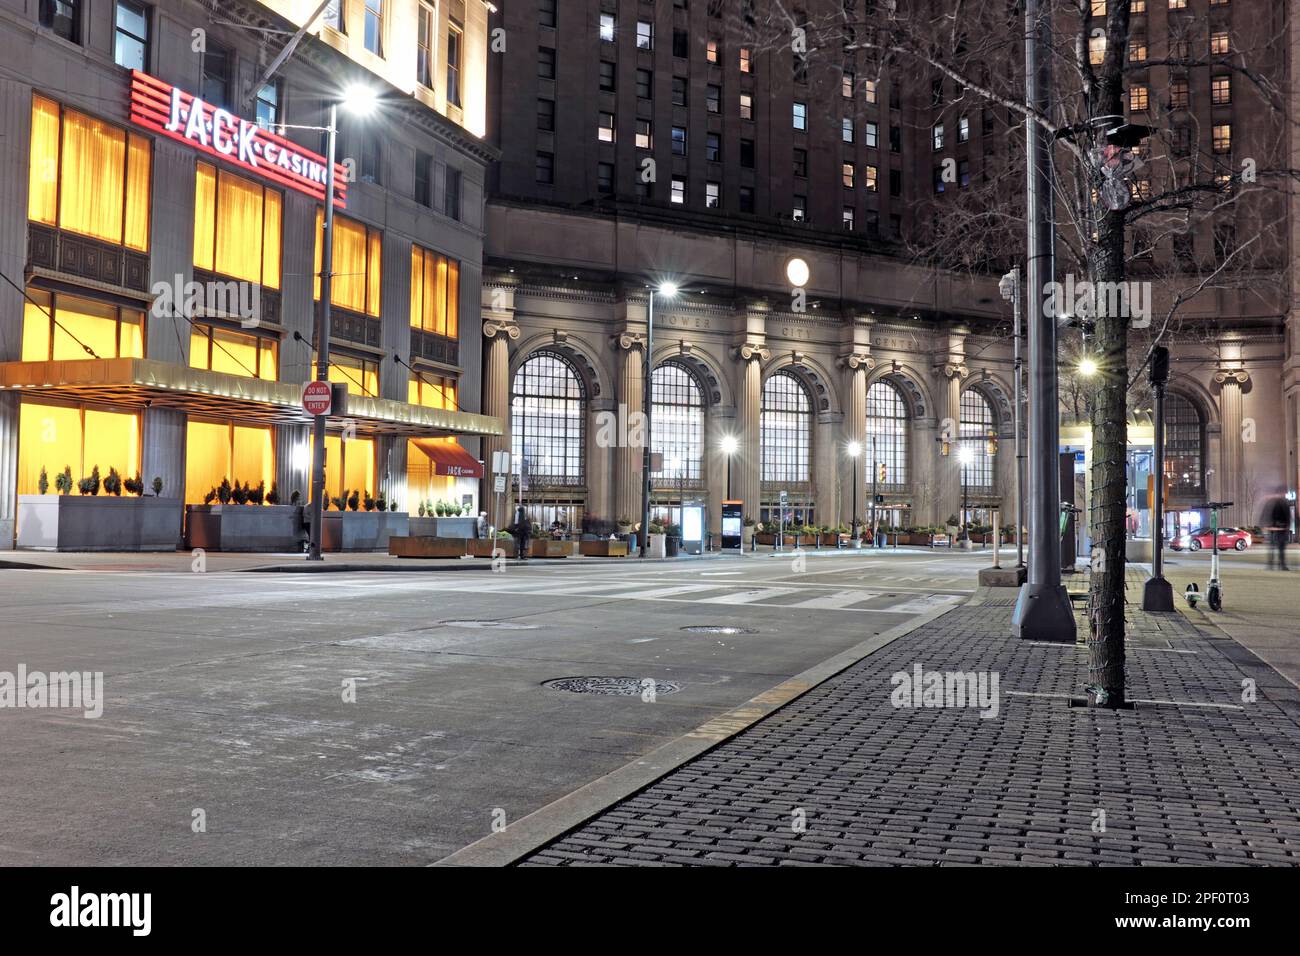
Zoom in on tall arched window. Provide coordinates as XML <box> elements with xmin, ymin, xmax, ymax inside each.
<box><xmin>866</xmin><ymin>379</ymin><xmax>909</xmax><ymax>488</ymax></box>
<box><xmin>1165</xmin><ymin>393</ymin><xmax>1204</xmax><ymax>495</ymax></box>
<box><xmin>959</xmin><ymin>389</ymin><xmax>996</xmax><ymax>489</ymax></box>
<box><xmin>511</xmin><ymin>350</ymin><xmax>585</xmax><ymax>486</ymax></box>
<box><xmin>652</xmin><ymin>361</ymin><xmax>704</xmax><ymax>483</ymax></box>
<box><xmin>761</xmin><ymin>371</ymin><xmax>811</xmax><ymax>483</ymax></box>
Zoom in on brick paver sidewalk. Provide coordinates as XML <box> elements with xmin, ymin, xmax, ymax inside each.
<box><xmin>523</xmin><ymin>583</ymin><xmax>1300</xmax><ymax>866</ymax></box>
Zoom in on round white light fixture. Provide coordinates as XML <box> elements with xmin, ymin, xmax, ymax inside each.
<box><xmin>657</xmin><ymin>281</ymin><xmax>680</xmax><ymax>298</ymax></box>
<box><xmin>786</xmin><ymin>257</ymin><xmax>810</xmax><ymax>288</ymax></box>
<box><xmin>847</xmin><ymin>440</ymin><xmax>863</xmax><ymax>458</ymax></box>
<box><xmin>1078</xmin><ymin>357</ymin><xmax>1098</xmax><ymax>377</ymax></box>
<box><xmin>341</xmin><ymin>84</ymin><xmax>379</xmax><ymax>115</ymax></box>
<box><xmin>958</xmin><ymin>446</ymin><xmax>975</xmax><ymax>465</ymax></box>
<box><xmin>721</xmin><ymin>435</ymin><xmax>739</xmax><ymax>455</ymax></box>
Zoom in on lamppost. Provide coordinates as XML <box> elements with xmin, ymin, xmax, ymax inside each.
<box><xmin>307</xmin><ymin>84</ymin><xmax>378</xmax><ymax>562</ymax></box>
<box><xmin>999</xmin><ymin>266</ymin><xmax>1025</xmax><ymax>570</ymax></box>
<box><xmin>847</xmin><ymin>440</ymin><xmax>863</xmax><ymax>547</ymax></box>
<box><xmin>1012</xmin><ymin>0</ymin><xmax>1075</xmax><ymax>641</ymax></box>
<box><xmin>641</xmin><ymin>280</ymin><xmax>679</xmax><ymax>557</ymax></box>
<box><xmin>721</xmin><ymin>434</ymin><xmax>737</xmax><ymax>500</ymax></box>
<box><xmin>958</xmin><ymin>445</ymin><xmax>974</xmax><ymax>549</ymax></box>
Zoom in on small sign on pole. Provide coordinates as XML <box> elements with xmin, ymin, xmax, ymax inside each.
<box><xmin>493</xmin><ymin>474</ymin><xmax>506</xmax><ymax>494</ymax></box>
<box><xmin>302</xmin><ymin>380</ymin><xmax>332</xmax><ymax>416</ymax></box>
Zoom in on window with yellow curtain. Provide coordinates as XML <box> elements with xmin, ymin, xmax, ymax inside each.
<box><xmin>409</xmin><ymin>246</ymin><xmax>461</xmax><ymax>336</ymax></box>
<box><xmin>314</xmin><ymin>210</ymin><xmax>381</xmax><ymax>316</ymax></box>
<box><xmin>16</xmin><ymin>401</ymin><xmax>141</xmax><ymax>495</ymax></box>
<box><xmin>319</xmin><ymin>435</ymin><xmax>376</xmax><ymax>500</ymax></box>
<box><xmin>184</xmin><ymin>419</ymin><xmax>274</xmax><ymax>503</ymax></box>
<box><xmin>408</xmin><ymin>374</ymin><xmax>458</xmax><ymax>410</ymax></box>
<box><xmin>193</xmin><ymin>162</ymin><xmax>282</xmax><ymax>288</ymax></box>
<box><xmin>325</xmin><ymin>351</ymin><xmax>379</xmax><ymax>397</ymax></box>
<box><xmin>28</xmin><ymin>95</ymin><xmax>151</xmax><ymax>251</ymax></box>
<box><xmin>21</xmin><ymin>289</ymin><xmax>145</xmax><ymax>362</ymax></box>
<box><xmin>189</xmin><ymin>323</ymin><xmax>278</xmax><ymax>381</ymax></box>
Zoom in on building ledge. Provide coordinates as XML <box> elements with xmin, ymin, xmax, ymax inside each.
<box><xmin>0</xmin><ymin>358</ymin><xmax>503</xmax><ymax>439</ymax></box>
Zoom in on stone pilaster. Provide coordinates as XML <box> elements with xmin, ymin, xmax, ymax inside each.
<box><xmin>733</xmin><ymin>342</ymin><xmax>768</xmax><ymax>518</ymax></box>
<box><xmin>707</xmin><ymin>403</ymin><xmax>737</xmax><ymax>537</ymax></box>
<box><xmin>614</xmin><ymin>332</ymin><xmax>645</xmax><ymax>525</ymax></box>
<box><xmin>815</xmin><ymin>410</ymin><xmax>844</xmax><ymax>527</ymax></box>
<box><xmin>482</xmin><ymin>313</ymin><xmax>518</xmax><ymax>521</ymax></box>
<box><xmin>1215</xmin><ymin>366</ymin><xmax>1249</xmax><ymax>527</ymax></box>
<box><xmin>838</xmin><ymin>351</ymin><xmax>872</xmax><ymax>526</ymax></box>
<box><xmin>936</xmin><ymin>360</ymin><xmax>968</xmax><ymax>527</ymax></box>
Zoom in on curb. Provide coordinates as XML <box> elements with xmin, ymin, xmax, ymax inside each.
<box><xmin>432</xmin><ymin>599</ymin><xmax>960</xmax><ymax>867</ymax></box>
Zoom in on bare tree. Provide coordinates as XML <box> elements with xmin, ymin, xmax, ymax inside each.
<box><xmin>738</xmin><ymin>0</ymin><xmax>1294</xmax><ymax>706</ymax></box>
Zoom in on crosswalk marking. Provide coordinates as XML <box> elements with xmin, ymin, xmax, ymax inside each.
<box><xmin>787</xmin><ymin>589</ymin><xmax>882</xmax><ymax>609</ymax></box>
<box><xmin>698</xmin><ymin>587</ymin><xmax>799</xmax><ymax>605</ymax></box>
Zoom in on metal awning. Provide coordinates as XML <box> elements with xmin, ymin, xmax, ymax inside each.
<box><xmin>410</xmin><ymin>437</ymin><xmax>485</xmax><ymax>478</ymax></box>
<box><xmin>0</xmin><ymin>358</ymin><xmax>503</xmax><ymax>439</ymax></box>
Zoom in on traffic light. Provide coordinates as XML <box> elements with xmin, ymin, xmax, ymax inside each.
<box><xmin>986</xmin><ymin>428</ymin><xmax>999</xmax><ymax>457</ymax></box>
<box><xmin>877</xmin><ymin>462</ymin><xmax>887</xmax><ymax>483</ymax></box>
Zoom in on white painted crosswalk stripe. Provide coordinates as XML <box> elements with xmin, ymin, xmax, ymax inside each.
<box><xmin>787</xmin><ymin>589</ymin><xmax>882</xmax><ymax>609</ymax></box>
<box><xmin>698</xmin><ymin>587</ymin><xmax>799</xmax><ymax>605</ymax></box>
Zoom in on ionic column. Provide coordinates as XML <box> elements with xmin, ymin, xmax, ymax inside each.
<box><xmin>913</xmin><ymin>417</ymin><xmax>939</xmax><ymax>525</ymax></box>
<box><xmin>733</xmin><ymin>343</ymin><xmax>768</xmax><ymax>518</ymax></box>
<box><xmin>815</xmin><ymin>410</ymin><xmax>843</xmax><ymax>527</ymax></box>
<box><xmin>1215</xmin><ymin>366</ymin><xmax>1249</xmax><ymax>527</ymax></box>
<box><xmin>937</xmin><ymin>361</ymin><xmax>968</xmax><ymax>527</ymax></box>
<box><xmin>614</xmin><ymin>332</ymin><xmax>645</xmax><ymax>525</ymax></box>
<box><xmin>482</xmin><ymin>315</ymin><xmax>518</xmax><ymax>522</ymax></box>
<box><xmin>838</xmin><ymin>352</ymin><xmax>871</xmax><ymax>526</ymax></box>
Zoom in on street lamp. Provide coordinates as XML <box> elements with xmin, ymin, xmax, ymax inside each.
<box><xmin>307</xmin><ymin>84</ymin><xmax>378</xmax><ymax>562</ymax></box>
<box><xmin>785</xmin><ymin>257</ymin><xmax>810</xmax><ymax>288</ymax></box>
<box><xmin>721</xmin><ymin>434</ymin><xmax>738</xmax><ymax>500</ymax></box>
<box><xmin>641</xmin><ymin>280</ymin><xmax>679</xmax><ymax>557</ymax></box>
<box><xmin>958</xmin><ymin>445</ymin><xmax>974</xmax><ymax>547</ymax></box>
<box><xmin>847</xmin><ymin>440</ymin><xmax>863</xmax><ymax>546</ymax></box>
<box><xmin>1077</xmin><ymin>356</ymin><xmax>1099</xmax><ymax>377</ymax></box>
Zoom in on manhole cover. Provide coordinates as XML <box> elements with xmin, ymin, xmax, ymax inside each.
<box><xmin>543</xmin><ymin>676</ymin><xmax>682</xmax><ymax>696</ymax></box>
<box><xmin>680</xmin><ymin>625</ymin><xmax>757</xmax><ymax>635</ymax></box>
<box><xmin>441</xmin><ymin>620</ymin><xmax>538</xmax><ymax>630</ymax></box>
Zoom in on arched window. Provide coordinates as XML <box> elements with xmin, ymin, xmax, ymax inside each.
<box><xmin>510</xmin><ymin>350</ymin><xmax>585</xmax><ymax>486</ymax></box>
<box><xmin>652</xmin><ymin>361</ymin><xmax>704</xmax><ymax>484</ymax></box>
<box><xmin>959</xmin><ymin>389</ymin><xmax>996</xmax><ymax>489</ymax></box>
<box><xmin>761</xmin><ymin>371</ymin><xmax>811</xmax><ymax>483</ymax></box>
<box><xmin>866</xmin><ymin>380</ymin><xmax>909</xmax><ymax>488</ymax></box>
<box><xmin>1165</xmin><ymin>393</ymin><xmax>1203</xmax><ymax>495</ymax></box>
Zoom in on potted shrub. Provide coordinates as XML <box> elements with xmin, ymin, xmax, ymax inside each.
<box><xmin>55</xmin><ymin>466</ymin><xmax>73</xmax><ymax>495</ymax></box>
<box><xmin>756</xmin><ymin>520</ymin><xmax>777</xmax><ymax>547</ymax></box>
<box><xmin>616</xmin><ymin>516</ymin><xmax>634</xmax><ymax>536</ymax></box>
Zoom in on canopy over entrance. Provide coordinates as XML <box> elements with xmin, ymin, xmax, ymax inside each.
<box><xmin>410</xmin><ymin>437</ymin><xmax>484</xmax><ymax>478</ymax></box>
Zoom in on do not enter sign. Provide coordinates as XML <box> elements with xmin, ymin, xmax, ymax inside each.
<box><xmin>302</xmin><ymin>380</ymin><xmax>332</xmax><ymax>416</ymax></box>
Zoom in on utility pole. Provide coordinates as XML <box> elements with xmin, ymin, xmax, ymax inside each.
<box><xmin>1012</xmin><ymin>0</ymin><xmax>1076</xmax><ymax>642</ymax></box>
<box><xmin>1143</xmin><ymin>346</ymin><xmax>1175</xmax><ymax>610</ymax></box>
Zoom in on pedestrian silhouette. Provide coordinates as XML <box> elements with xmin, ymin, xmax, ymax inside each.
<box><xmin>1260</xmin><ymin>487</ymin><xmax>1291</xmax><ymax>571</ymax></box>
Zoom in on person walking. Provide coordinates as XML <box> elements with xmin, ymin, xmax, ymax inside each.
<box><xmin>512</xmin><ymin>505</ymin><xmax>531</xmax><ymax>562</ymax></box>
<box><xmin>1261</xmin><ymin>488</ymin><xmax>1291</xmax><ymax>571</ymax></box>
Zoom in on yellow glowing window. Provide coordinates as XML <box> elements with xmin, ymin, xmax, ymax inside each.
<box><xmin>324</xmin><ymin>351</ymin><xmax>380</xmax><ymax>397</ymax></box>
<box><xmin>193</xmin><ymin>162</ymin><xmax>282</xmax><ymax>289</ymax></box>
<box><xmin>408</xmin><ymin>374</ymin><xmax>458</xmax><ymax>409</ymax></box>
<box><xmin>184</xmin><ymin>419</ymin><xmax>274</xmax><ymax>504</ymax></box>
<box><xmin>189</xmin><ymin>323</ymin><xmax>278</xmax><ymax>381</ymax></box>
<box><xmin>17</xmin><ymin>400</ymin><xmax>140</xmax><ymax>496</ymax></box>
<box><xmin>21</xmin><ymin>289</ymin><xmax>145</xmax><ymax>362</ymax></box>
<box><xmin>314</xmin><ymin>210</ymin><xmax>381</xmax><ymax>316</ymax></box>
<box><xmin>1089</xmin><ymin>35</ymin><xmax>1106</xmax><ymax>65</ymax></box>
<box><xmin>319</xmin><ymin>435</ymin><xmax>376</xmax><ymax>501</ymax></box>
<box><xmin>28</xmin><ymin>95</ymin><xmax>151</xmax><ymax>251</ymax></box>
<box><xmin>409</xmin><ymin>246</ymin><xmax>460</xmax><ymax>337</ymax></box>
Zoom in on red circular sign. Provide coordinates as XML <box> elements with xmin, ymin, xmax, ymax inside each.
<box><xmin>302</xmin><ymin>380</ymin><xmax>332</xmax><ymax>416</ymax></box>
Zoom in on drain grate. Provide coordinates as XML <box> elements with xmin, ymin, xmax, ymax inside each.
<box><xmin>543</xmin><ymin>676</ymin><xmax>682</xmax><ymax>696</ymax></box>
<box><xmin>680</xmin><ymin>625</ymin><xmax>757</xmax><ymax>635</ymax></box>
<box><xmin>440</xmin><ymin>620</ymin><xmax>538</xmax><ymax>630</ymax></box>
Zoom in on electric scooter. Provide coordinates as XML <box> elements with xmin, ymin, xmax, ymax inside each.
<box><xmin>1184</xmin><ymin>501</ymin><xmax>1233</xmax><ymax>611</ymax></box>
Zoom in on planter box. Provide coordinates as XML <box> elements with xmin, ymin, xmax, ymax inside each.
<box><xmin>646</xmin><ymin>532</ymin><xmax>666</xmax><ymax>559</ymax></box>
<box><xmin>389</xmin><ymin>536</ymin><xmax>471</xmax><ymax>558</ymax></box>
<box><xmin>755</xmin><ymin>533</ymin><xmax>776</xmax><ymax>546</ymax></box>
<box><xmin>17</xmin><ymin>494</ymin><xmax>181</xmax><ymax>551</ymax></box>
<box><xmin>409</xmin><ymin>515</ymin><xmax>479</xmax><ymax>538</ymax></box>
<box><xmin>580</xmin><ymin>539</ymin><xmax>629</xmax><ymax>557</ymax></box>
<box><xmin>528</xmin><ymin>538</ymin><xmax>571</xmax><ymax>559</ymax></box>
<box><xmin>321</xmin><ymin>511</ymin><xmax>409</xmax><ymax>552</ymax></box>
<box><xmin>818</xmin><ymin>533</ymin><xmax>840</xmax><ymax>547</ymax></box>
<box><xmin>185</xmin><ymin>504</ymin><xmax>303</xmax><ymax>552</ymax></box>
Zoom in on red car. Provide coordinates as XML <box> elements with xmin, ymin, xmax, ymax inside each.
<box><xmin>1171</xmin><ymin>527</ymin><xmax>1252</xmax><ymax>552</ymax></box>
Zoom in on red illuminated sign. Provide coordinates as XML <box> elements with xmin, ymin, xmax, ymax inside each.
<box><xmin>129</xmin><ymin>70</ymin><xmax>347</xmax><ymax>207</ymax></box>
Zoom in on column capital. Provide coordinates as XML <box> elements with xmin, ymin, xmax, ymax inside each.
<box><xmin>615</xmin><ymin>331</ymin><xmax>646</xmax><ymax>351</ymax></box>
<box><xmin>1214</xmin><ymin>368</ymin><xmax>1249</xmax><ymax>386</ymax></box>
<box><xmin>482</xmin><ymin>318</ymin><xmax>520</xmax><ymax>340</ymax></box>
<box><xmin>837</xmin><ymin>352</ymin><xmax>875</xmax><ymax>371</ymax></box>
<box><xmin>733</xmin><ymin>342</ymin><xmax>770</xmax><ymax>362</ymax></box>
<box><xmin>938</xmin><ymin>362</ymin><xmax>969</xmax><ymax>380</ymax></box>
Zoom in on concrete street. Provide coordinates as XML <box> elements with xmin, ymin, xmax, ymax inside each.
<box><xmin>0</xmin><ymin>547</ymin><xmax>983</xmax><ymax>865</ymax></box>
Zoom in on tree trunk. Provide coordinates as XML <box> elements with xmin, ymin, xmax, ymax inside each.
<box><xmin>1086</xmin><ymin>1</ymin><xmax>1134</xmax><ymax>708</ymax></box>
